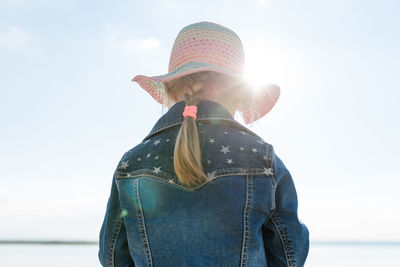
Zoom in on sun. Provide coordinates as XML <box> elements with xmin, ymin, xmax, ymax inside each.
<box><xmin>242</xmin><ymin>40</ymin><xmax>281</xmax><ymax>91</ymax></box>
<box><xmin>243</xmin><ymin>63</ymin><xmax>268</xmax><ymax>90</ymax></box>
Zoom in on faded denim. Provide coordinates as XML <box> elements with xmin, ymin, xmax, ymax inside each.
<box><xmin>98</xmin><ymin>100</ymin><xmax>309</xmax><ymax>267</ymax></box>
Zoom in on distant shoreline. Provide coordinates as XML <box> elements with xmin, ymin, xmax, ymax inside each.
<box><xmin>0</xmin><ymin>240</ymin><xmax>98</xmax><ymax>245</ymax></box>
<box><xmin>1</xmin><ymin>240</ymin><xmax>400</xmax><ymax>246</ymax></box>
<box><xmin>311</xmin><ymin>241</ymin><xmax>400</xmax><ymax>246</ymax></box>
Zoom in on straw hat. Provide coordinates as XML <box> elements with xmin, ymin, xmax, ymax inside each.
<box><xmin>132</xmin><ymin>21</ymin><xmax>280</xmax><ymax>124</ymax></box>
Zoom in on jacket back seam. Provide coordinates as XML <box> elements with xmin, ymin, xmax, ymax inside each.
<box><xmin>240</xmin><ymin>174</ymin><xmax>253</xmax><ymax>266</ymax></box>
<box><xmin>270</xmin><ymin>211</ymin><xmax>296</xmax><ymax>267</ymax></box>
<box><xmin>134</xmin><ymin>179</ymin><xmax>153</xmax><ymax>267</ymax></box>
<box><xmin>108</xmin><ymin>218</ymin><xmax>123</xmax><ymax>267</ymax></box>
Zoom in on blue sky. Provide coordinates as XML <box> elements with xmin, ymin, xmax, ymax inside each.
<box><xmin>0</xmin><ymin>0</ymin><xmax>399</xmax><ymax>242</ymax></box>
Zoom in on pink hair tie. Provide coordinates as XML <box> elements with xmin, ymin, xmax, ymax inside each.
<box><xmin>182</xmin><ymin>105</ymin><xmax>197</xmax><ymax>120</ymax></box>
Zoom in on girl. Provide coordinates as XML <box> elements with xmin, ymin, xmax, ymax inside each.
<box><xmin>99</xmin><ymin>21</ymin><xmax>309</xmax><ymax>267</ymax></box>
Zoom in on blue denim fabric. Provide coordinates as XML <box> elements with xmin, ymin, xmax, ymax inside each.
<box><xmin>98</xmin><ymin>100</ymin><xmax>309</xmax><ymax>267</ymax></box>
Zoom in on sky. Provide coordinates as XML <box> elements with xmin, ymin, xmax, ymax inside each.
<box><xmin>0</xmin><ymin>0</ymin><xmax>399</xmax><ymax>242</ymax></box>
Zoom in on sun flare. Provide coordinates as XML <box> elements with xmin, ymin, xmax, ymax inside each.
<box><xmin>242</xmin><ymin>40</ymin><xmax>284</xmax><ymax>92</ymax></box>
<box><xmin>243</xmin><ymin>64</ymin><xmax>268</xmax><ymax>90</ymax></box>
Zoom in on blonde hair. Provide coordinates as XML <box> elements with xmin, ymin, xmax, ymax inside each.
<box><xmin>164</xmin><ymin>71</ymin><xmax>236</xmax><ymax>188</ymax></box>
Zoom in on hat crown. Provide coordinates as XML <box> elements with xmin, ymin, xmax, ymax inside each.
<box><xmin>168</xmin><ymin>21</ymin><xmax>245</xmax><ymax>76</ymax></box>
<box><xmin>132</xmin><ymin>21</ymin><xmax>280</xmax><ymax>124</ymax></box>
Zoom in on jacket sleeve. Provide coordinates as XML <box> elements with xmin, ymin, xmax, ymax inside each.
<box><xmin>262</xmin><ymin>153</ymin><xmax>309</xmax><ymax>267</ymax></box>
<box><xmin>98</xmin><ymin>162</ymin><xmax>135</xmax><ymax>267</ymax></box>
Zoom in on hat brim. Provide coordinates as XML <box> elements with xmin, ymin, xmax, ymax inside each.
<box><xmin>132</xmin><ymin>62</ymin><xmax>279</xmax><ymax>124</ymax></box>
<box><xmin>238</xmin><ymin>83</ymin><xmax>280</xmax><ymax>124</ymax></box>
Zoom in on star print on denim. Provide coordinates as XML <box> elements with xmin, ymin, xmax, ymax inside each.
<box><xmin>146</xmin><ymin>153</ymin><xmax>151</xmax><ymax>158</ymax></box>
<box><xmin>207</xmin><ymin>171</ymin><xmax>216</xmax><ymax>179</ymax></box>
<box><xmin>166</xmin><ymin>139</ymin><xmax>170</xmax><ymax>142</ymax></box>
<box><xmin>227</xmin><ymin>159</ymin><xmax>233</xmax><ymax>164</ymax></box>
<box><xmin>119</xmin><ymin>161</ymin><xmax>129</xmax><ymax>169</ymax></box>
<box><xmin>168</xmin><ymin>178</ymin><xmax>175</xmax><ymax>184</ymax></box>
<box><xmin>155</xmin><ymin>155</ymin><xmax>159</xmax><ymax>160</ymax></box>
<box><xmin>209</xmin><ymin>138</ymin><xmax>215</xmax><ymax>144</ymax></box>
<box><xmin>224</xmin><ymin>131</ymin><xmax>228</xmax><ymax>134</ymax></box>
<box><xmin>220</xmin><ymin>145</ymin><xmax>230</xmax><ymax>154</ymax></box>
<box><xmin>240</xmin><ymin>147</ymin><xmax>244</xmax><ymax>151</ymax></box>
<box><xmin>154</xmin><ymin>139</ymin><xmax>161</xmax><ymax>146</ymax></box>
<box><xmin>153</xmin><ymin>166</ymin><xmax>161</xmax><ymax>174</ymax></box>
<box><xmin>137</xmin><ymin>158</ymin><xmax>141</xmax><ymax>162</ymax></box>
<box><xmin>251</xmin><ymin>148</ymin><xmax>258</xmax><ymax>153</ymax></box>
<box><xmin>263</xmin><ymin>167</ymin><xmax>273</xmax><ymax>175</ymax></box>
<box><xmin>207</xmin><ymin>160</ymin><xmax>211</xmax><ymax>164</ymax></box>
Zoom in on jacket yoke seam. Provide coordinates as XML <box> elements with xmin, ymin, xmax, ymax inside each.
<box><xmin>117</xmin><ymin>171</ymin><xmax>274</xmax><ymax>192</ymax></box>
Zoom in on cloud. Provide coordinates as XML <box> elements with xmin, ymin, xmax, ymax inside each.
<box><xmin>104</xmin><ymin>25</ymin><xmax>161</xmax><ymax>54</ymax></box>
<box><xmin>0</xmin><ymin>26</ymin><xmax>30</xmax><ymax>49</ymax></box>
<box><xmin>137</xmin><ymin>38</ymin><xmax>160</xmax><ymax>51</ymax></box>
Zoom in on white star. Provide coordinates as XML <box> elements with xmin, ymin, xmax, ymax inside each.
<box><xmin>209</xmin><ymin>138</ymin><xmax>215</xmax><ymax>144</ymax></box>
<box><xmin>137</xmin><ymin>158</ymin><xmax>141</xmax><ymax>162</ymax></box>
<box><xmin>126</xmin><ymin>173</ymin><xmax>131</xmax><ymax>177</ymax></box>
<box><xmin>220</xmin><ymin>145</ymin><xmax>230</xmax><ymax>154</ymax></box>
<box><xmin>155</xmin><ymin>155</ymin><xmax>159</xmax><ymax>160</ymax></box>
<box><xmin>263</xmin><ymin>155</ymin><xmax>268</xmax><ymax>160</ymax></box>
<box><xmin>146</xmin><ymin>153</ymin><xmax>151</xmax><ymax>158</ymax></box>
<box><xmin>153</xmin><ymin>166</ymin><xmax>161</xmax><ymax>174</ymax></box>
<box><xmin>168</xmin><ymin>178</ymin><xmax>175</xmax><ymax>184</ymax></box>
<box><xmin>239</xmin><ymin>131</ymin><xmax>247</xmax><ymax>135</ymax></box>
<box><xmin>154</xmin><ymin>139</ymin><xmax>161</xmax><ymax>146</ymax></box>
<box><xmin>263</xmin><ymin>167</ymin><xmax>273</xmax><ymax>175</ymax></box>
<box><xmin>143</xmin><ymin>140</ymin><xmax>150</xmax><ymax>144</ymax></box>
<box><xmin>207</xmin><ymin>171</ymin><xmax>216</xmax><ymax>179</ymax></box>
<box><xmin>207</xmin><ymin>160</ymin><xmax>211</xmax><ymax>164</ymax></box>
<box><xmin>120</xmin><ymin>161</ymin><xmax>129</xmax><ymax>169</ymax></box>
<box><xmin>224</xmin><ymin>131</ymin><xmax>228</xmax><ymax>135</ymax></box>
<box><xmin>240</xmin><ymin>147</ymin><xmax>244</xmax><ymax>151</ymax></box>
<box><xmin>251</xmin><ymin>147</ymin><xmax>258</xmax><ymax>153</ymax></box>
<box><xmin>166</xmin><ymin>139</ymin><xmax>170</xmax><ymax>142</ymax></box>
<box><xmin>257</xmin><ymin>139</ymin><xmax>265</xmax><ymax>144</ymax></box>
<box><xmin>226</xmin><ymin>159</ymin><xmax>233</xmax><ymax>164</ymax></box>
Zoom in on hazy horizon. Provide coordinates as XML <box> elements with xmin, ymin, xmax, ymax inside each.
<box><xmin>1</xmin><ymin>0</ymin><xmax>399</xmax><ymax>243</ymax></box>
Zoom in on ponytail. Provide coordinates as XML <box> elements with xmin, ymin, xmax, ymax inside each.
<box><xmin>164</xmin><ymin>71</ymin><xmax>235</xmax><ymax>188</ymax></box>
<box><xmin>173</xmin><ymin>90</ymin><xmax>209</xmax><ymax>188</ymax></box>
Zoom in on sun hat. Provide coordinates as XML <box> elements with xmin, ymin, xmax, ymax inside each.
<box><xmin>132</xmin><ymin>21</ymin><xmax>280</xmax><ymax>124</ymax></box>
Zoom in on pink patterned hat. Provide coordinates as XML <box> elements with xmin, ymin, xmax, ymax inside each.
<box><xmin>132</xmin><ymin>21</ymin><xmax>280</xmax><ymax>124</ymax></box>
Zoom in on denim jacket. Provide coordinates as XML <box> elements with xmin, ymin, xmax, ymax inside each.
<box><xmin>98</xmin><ymin>100</ymin><xmax>309</xmax><ymax>267</ymax></box>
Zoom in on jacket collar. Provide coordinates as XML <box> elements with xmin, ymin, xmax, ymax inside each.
<box><xmin>143</xmin><ymin>100</ymin><xmax>257</xmax><ymax>141</ymax></box>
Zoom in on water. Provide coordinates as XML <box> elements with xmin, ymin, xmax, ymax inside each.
<box><xmin>307</xmin><ymin>243</ymin><xmax>400</xmax><ymax>267</ymax></box>
<box><xmin>0</xmin><ymin>244</ymin><xmax>99</xmax><ymax>267</ymax></box>
<box><xmin>0</xmin><ymin>243</ymin><xmax>399</xmax><ymax>266</ymax></box>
